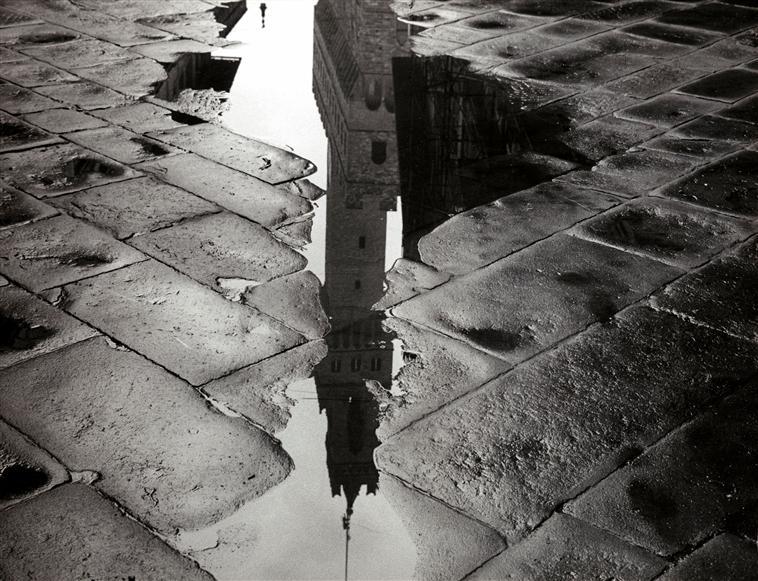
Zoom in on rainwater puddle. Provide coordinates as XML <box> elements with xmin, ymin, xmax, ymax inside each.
<box><xmin>170</xmin><ymin>0</ymin><xmax>581</xmax><ymax>577</ymax></box>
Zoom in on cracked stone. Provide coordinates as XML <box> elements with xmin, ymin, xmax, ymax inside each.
<box><xmin>0</xmin><ymin>284</ymin><xmax>98</xmax><ymax>369</ymax></box>
<box><xmin>146</xmin><ymin>124</ymin><xmax>317</xmax><ymax>185</ymax></box>
<box><xmin>203</xmin><ymin>340</ymin><xmax>328</xmax><ymax>434</ymax></box>
<box><xmin>137</xmin><ymin>153</ymin><xmax>312</xmax><ymax>228</ymax></box>
<box><xmin>64</xmin><ymin>126</ymin><xmax>179</xmax><ymax>164</ymax></box>
<box><xmin>467</xmin><ymin>513</ymin><xmax>665</xmax><ymax>580</ymax></box>
<box><xmin>0</xmin><ymin>142</ymin><xmax>139</xmax><ymax>197</ymax></box>
<box><xmin>242</xmin><ymin>270</ymin><xmax>331</xmax><ymax>341</ymax></box>
<box><xmin>61</xmin><ymin>260</ymin><xmax>304</xmax><ymax>385</ymax></box>
<box><xmin>273</xmin><ymin>217</ymin><xmax>313</xmax><ymax>248</ymax></box>
<box><xmin>374</xmin><ymin>258</ymin><xmax>451</xmax><ymax>310</ymax></box>
<box><xmin>0</xmin><ymin>214</ymin><xmax>146</xmax><ymax>291</ymax></box>
<box><xmin>395</xmin><ymin>234</ymin><xmax>680</xmax><ymax>363</ymax></box>
<box><xmin>376</xmin><ymin>306</ymin><xmax>758</xmax><ymax>540</ymax></box>
<box><xmin>128</xmin><ymin>211</ymin><xmax>307</xmax><ymax>289</ymax></box>
<box><xmin>51</xmin><ymin>176</ymin><xmax>219</xmax><ymax>239</ymax></box>
<box><xmin>651</xmin><ymin>237</ymin><xmax>758</xmax><ymax>343</ymax></box>
<box><xmin>571</xmin><ymin>197</ymin><xmax>754</xmax><ymax>268</ymax></box>
<box><xmin>567</xmin><ymin>389</ymin><xmax>758</xmax><ymax>556</ymax></box>
<box><xmin>417</xmin><ymin>182</ymin><xmax>621</xmax><ymax>275</ymax></box>
<box><xmin>0</xmin><ymin>418</ymin><xmax>68</xmax><ymax>509</ymax></box>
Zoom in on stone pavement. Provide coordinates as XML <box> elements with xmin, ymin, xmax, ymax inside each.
<box><xmin>375</xmin><ymin>0</ymin><xmax>758</xmax><ymax>579</ymax></box>
<box><xmin>0</xmin><ymin>1</ymin><xmax>330</xmax><ymax>578</ymax></box>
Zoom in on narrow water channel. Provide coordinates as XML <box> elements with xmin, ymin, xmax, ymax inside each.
<box><xmin>163</xmin><ymin>1</ymin><xmax>582</xmax><ymax>577</ymax></box>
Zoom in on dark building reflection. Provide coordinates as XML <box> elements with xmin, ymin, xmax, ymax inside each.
<box><xmin>311</xmin><ymin>0</ymin><xmax>407</xmax><ymax>522</ymax></box>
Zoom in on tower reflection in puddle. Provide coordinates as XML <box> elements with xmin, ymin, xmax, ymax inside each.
<box><xmin>312</xmin><ymin>0</ymin><xmax>407</xmax><ymax>558</ymax></box>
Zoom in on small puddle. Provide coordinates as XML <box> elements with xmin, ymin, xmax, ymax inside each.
<box><xmin>170</xmin><ymin>0</ymin><xmax>584</xmax><ymax>577</ymax></box>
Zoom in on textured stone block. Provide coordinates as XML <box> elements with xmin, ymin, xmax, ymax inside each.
<box><xmin>0</xmin><ymin>83</ymin><xmax>59</xmax><ymax>113</ymax></box>
<box><xmin>0</xmin><ymin>182</ymin><xmax>57</xmax><ymax>229</ymax></box>
<box><xmin>64</xmin><ymin>125</ymin><xmax>179</xmax><ymax>164</ymax></box>
<box><xmin>61</xmin><ymin>260</ymin><xmax>304</xmax><ymax>385</ymax></box>
<box><xmin>615</xmin><ymin>93</ymin><xmax>720</xmax><ymax>127</ymax></box>
<box><xmin>89</xmin><ymin>102</ymin><xmax>184</xmax><ymax>133</ymax></box>
<box><xmin>19</xmin><ymin>37</ymin><xmax>137</xmax><ymax>68</ymax></box>
<box><xmin>0</xmin><ymin>58</ymin><xmax>77</xmax><ymax>87</ymax></box>
<box><xmin>34</xmin><ymin>80</ymin><xmax>129</xmax><ymax>110</ymax></box>
<box><xmin>21</xmin><ymin>107</ymin><xmax>107</xmax><ymax>133</ymax></box>
<box><xmin>657</xmin><ymin>534</ymin><xmax>758</xmax><ymax>581</ymax></box>
<box><xmin>0</xmin><ymin>110</ymin><xmax>60</xmax><ymax>152</ymax></box>
<box><xmin>678</xmin><ymin>68</ymin><xmax>758</xmax><ymax>102</ymax></box>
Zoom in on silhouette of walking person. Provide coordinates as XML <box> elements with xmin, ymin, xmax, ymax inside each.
<box><xmin>260</xmin><ymin>2</ymin><xmax>267</xmax><ymax>28</ymax></box>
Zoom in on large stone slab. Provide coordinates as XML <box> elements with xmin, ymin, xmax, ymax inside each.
<box><xmin>128</xmin><ymin>212</ymin><xmax>307</xmax><ymax>288</ymax></box>
<box><xmin>558</xmin><ymin>116</ymin><xmax>660</xmax><ymax>162</ymax></box>
<box><xmin>373</xmin><ymin>258</ymin><xmax>451</xmax><ymax>310</ymax></box>
<box><xmin>659</xmin><ymin>151</ymin><xmax>758</xmax><ymax>216</ymax></box>
<box><xmin>203</xmin><ymin>340</ymin><xmax>328</xmax><ymax>434</ymax></box>
<box><xmin>90</xmin><ymin>102</ymin><xmax>185</xmax><ymax>133</ymax></box>
<box><xmin>652</xmin><ymin>237</ymin><xmax>758</xmax><ymax>343</ymax></box>
<box><xmin>0</xmin><ymin>284</ymin><xmax>98</xmax><ymax>369</ymax></box>
<box><xmin>0</xmin><ymin>58</ymin><xmax>78</xmax><ymax>87</ymax></box>
<box><xmin>0</xmin><ymin>182</ymin><xmax>57</xmax><ymax>229</ymax></box>
<box><xmin>0</xmin><ymin>109</ymin><xmax>60</xmax><ymax>152</ymax></box>
<box><xmin>417</xmin><ymin>183</ymin><xmax>620</xmax><ymax>275</ymax></box>
<box><xmin>137</xmin><ymin>153</ymin><xmax>312</xmax><ymax>227</ymax></box>
<box><xmin>0</xmin><ymin>83</ymin><xmax>59</xmax><ymax>114</ymax></box>
<box><xmin>394</xmin><ymin>234</ymin><xmax>680</xmax><ymax>363</ymax></box>
<box><xmin>0</xmin><ymin>214</ymin><xmax>146</xmax><ymax>291</ymax></box>
<box><xmin>381</xmin><ymin>473</ymin><xmax>505</xmax><ymax>581</ymax></box>
<box><xmin>0</xmin><ymin>142</ymin><xmax>139</xmax><ymax>197</ymax></box>
<box><xmin>467</xmin><ymin>514</ymin><xmax>664</xmax><ymax>581</ymax></box>
<box><xmin>19</xmin><ymin>37</ymin><xmax>138</xmax><ymax>69</ymax></box>
<box><xmin>21</xmin><ymin>107</ymin><xmax>107</xmax><ymax>133</ymax></box>
<box><xmin>72</xmin><ymin>58</ymin><xmax>168</xmax><ymax>98</ymax></box>
<box><xmin>130</xmin><ymin>39</ymin><xmax>213</xmax><ymax>64</ymax></box>
<box><xmin>571</xmin><ymin>197</ymin><xmax>754</xmax><ymax>268</ymax></box>
<box><xmin>376</xmin><ymin>306</ymin><xmax>758</xmax><ymax>540</ymax></box>
<box><xmin>0</xmin><ymin>338</ymin><xmax>293</xmax><ymax>532</ymax></box>
<box><xmin>64</xmin><ymin>125</ymin><xmax>180</xmax><ymax>164</ymax></box>
<box><xmin>605</xmin><ymin>63</ymin><xmax>709</xmax><ymax>99</ymax></box>
<box><xmin>35</xmin><ymin>80</ymin><xmax>129</xmax><ymax>110</ymax></box>
<box><xmin>669</xmin><ymin>114</ymin><xmax>758</xmax><ymax>143</ymax></box>
<box><xmin>378</xmin><ymin>317</ymin><xmax>511</xmax><ymax>439</ymax></box>
<box><xmin>557</xmin><ymin>149</ymin><xmax>701</xmax><ymax>197</ymax></box>
<box><xmin>657</xmin><ymin>534</ymin><xmax>758</xmax><ymax>581</ymax></box>
<box><xmin>566</xmin><ymin>389</ymin><xmax>758</xmax><ymax>555</ymax></box>
<box><xmin>242</xmin><ymin>271</ymin><xmax>330</xmax><ymax>341</ymax></box>
<box><xmin>614</xmin><ymin>93</ymin><xmax>721</xmax><ymax>128</ymax></box>
<box><xmin>657</xmin><ymin>2</ymin><xmax>758</xmax><ymax>34</ymax></box>
<box><xmin>721</xmin><ymin>94</ymin><xmax>758</xmax><ymax>125</ymax></box>
<box><xmin>678</xmin><ymin>68</ymin><xmax>758</xmax><ymax>102</ymax></box>
<box><xmin>147</xmin><ymin>124</ymin><xmax>317</xmax><ymax>185</ymax></box>
<box><xmin>51</xmin><ymin>176</ymin><xmax>219</xmax><ymax>239</ymax></box>
<box><xmin>0</xmin><ymin>484</ymin><xmax>213</xmax><ymax>580</ymax></box>
<box><xmin>0</xmin><ymin>418</ymin><xmax>68</xmax><ymax>510</ymax></box>
<box><xmin>61</xmin><ymin>260</ymin><xmax>305</xmax><ymax>385</ymax></box>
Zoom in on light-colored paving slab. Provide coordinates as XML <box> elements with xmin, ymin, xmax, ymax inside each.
<box><xmin>466</xmin><ymin>514</ymin><xmax>665</xmax><ymax>581</ymax></box>
<box><xmin>76</xmin><ymin>0</ymin><xmax>214</xmax><ymax>19</ymax></box>
<box><xmin>378</xmin><ymin>317</ymin><xmax>511</xmax><ymax>439</ymax></box>
<box><xmin>566</xmin><ymin>388</ymin><xmax>758</xmax><ymax>556</ymax></box>
<box><xmin>0</xmin><ymin>82</ymin><xmax>59</xmax><ymax>113</ymax></box>
<box><xmin>273</xmin><ymin>217</ymin><xmax>313</xmax><ymax>248</ymax></box>
<box><xmin>614</xmin><ymin>93</ymin><xmax>722</xmax><ymax>128</ymax></box>
<box><xmin>21</xmin><ymin>107</ymin><xmax>108</xmax><ymax>133</ymax></box>
<box><xmin>19</xmin><ymin>37</ymin><xmax>138</xmax><ymax>69</ymax></box>
<box><xmin>137</xmin><ymin>153</ymin><xmax>313</xmax><ymax>227</ymax></box>
<box><xmin>137</xmin><ymin>11</ymin><xmax>230</xmax><ymax>46</ymax></box>
<box><xmin>72</xmin><ymin>58</ymin><xmax>167</xmax><ymax>98</ymax></box>
<box><xmin>373</xmin><ymin>258</ymin><xmax>451</xmax><ymax>310</ymax></box>
<box><xmin>0</xmin><ymin>181</ymin><xmax>57</xmax><ymax>229</ymax></box>
<box><xmin>0</xmin><ymin>337</ymin><xmax>293</xmax><ymax>532</ymax></box>
<box><xmin>0</xmin><ymin>109</ymin><xmax>60</xmax><ymax>152</ymax></box>
<box><xmin>0</xmin><ymin>484</ymin><xmax>214</xmax><ymax>580</ymax></box>
<box><xmin>64</xmin><ymin>125</ymin><xmax>180</xmax><ymax>164</ymax></box>
<box><xmin>417</xmin><ymin>183</ymin><xmax>621</xmax><ymax>275</ymax></box>
<box><xmin>129</xmin><ymin>212</ymin><xmax>307</xmax><ymax>288</ymax></box>
<box><xmin>0</xmin><ymin>23</ymin><xmax>78</xmax><ymax>46</ymax></box>
<box><xmin>558</xmin><ymin>116</ymin><xmax>661</xmax><ymax>162</ymax></box>
<box><xmin>571</xmin><ymin>197</ymin><xmax>755</xmax><ymax>269</ymax></box>
<box><xmin>393</xmin><ymin>234</ymin><xmax>680</xmax><ymax>363</ymax></box>
<box><xmin>381</xmin><ymin>473</ymin><xmax>505</xmax><ymax>581</ymax></box>
<box><xmin>0</xmin><ymin>57</ymin><xmax>78</xmax><ymax>87</ymax></box>
<box><xmin>146</xmin><ymin>124</ymin><xmax>317</xmax><ymax>185</ymax></box>
<box><xmin>61</xmin><ymin>260</ymin><xmax>305</xmax><ymax>386</ymax></box>
<box><xmin>657</xmin><ymin>534</ymin><xmax>758</xmax><ymax>581</ymax></box>
<box><xmin>203</xmin><ymin>340</ymin><xmax>328</xmax><ymax>434</ymax></box>
<box><xmin>242</xmin><ymin>271</ymin><xmax>330</xmax><ymax>340</ymax></box>
<box><xmin>35</xmin><ymin>80</ymin><xmax>130</xmax><ymax>109</ymax></box>
<box><xmin>129</xmin><ymin>38</ymin><xmax>213</xmax><ymax>64</ymax></box>
<box><xmin>0</xmin><ymin>418</ymin><xmax>68</xmax><ymax>510</ymax></box>
<box><xmin>90</xmin><ymin>101</ymin><xmax>185</xmax><ymax>133</ymax></box>
<box><xmin>376</xmin><ymin>306</ymin><xmax>758</xmax><ymax>540</ymax></box>
<box><xmin>0</xmin><ymin>284</ymin><xmax>98</xmax><ymax>369</ymax></box>
<box><xmin>0</xmin><ymin>142</ymin><xmax>139</xmax><ymax>197</ymax></box>
<box><xmin>0</xmin><ymin>214</ymin><xmax>146</xmax><ymax>291</ymax></box>
<box><xmin>51</xmin><ymin>176</ymin><xmax>220</xmax><ymax>239</ymax></box>
<box><xmin>652</xmin><ymin>236</ymin><xmax>758</xmax><ymax>343</ymax></box>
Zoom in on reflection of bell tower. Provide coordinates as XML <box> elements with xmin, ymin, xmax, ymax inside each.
<box><xmin>312</xmin><ymin>0</ymin><xmax>407</xmax><ymax>524</ymax></box>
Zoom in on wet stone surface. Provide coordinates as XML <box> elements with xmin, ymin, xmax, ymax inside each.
<box><xmin>394</xmin><ymin>234</ymin><xmax>680</xmax><ymax>363</ymax></box>
<box><xmin>0</xmin><ymin>110</ymin><xmax>60</xmax><ymax>152</ymax></box>
<box><xmin>64</xmin><ymin>126</ymin><xmax>179</xmax><ymax>164</ymax></box>
<box><xmin>61</xmin><ymin>260</ymin><xmax>305</xmax><ymax>386</ymax></box>
<box><xmin>678</xmin><ymin>68</ymin><xmax>758</xmax><ymax>102</ymax></box>
<box><xmin>0</xmin><ymin>142</ymin><xmax>139</xmax><ymax>197</ymax></box>
<box><xmin>614</xmin><ymin>93</ymin><xmax>721</xmax><ymax>128</ymax></box>
<box><xmin>0</xmin><ymin>83</ymin><xmax>59</xmax><ymax>114</ymax></box>
<box><xmin>377</xmin><ymin>306</ymin><xmax>758</xmax><ymax>540</ymax></box>
<box><xmin>0</xmin><ymin>337</ymin><xmax>293</xmax><ymax>533</ymax></box>
<box><xmin>657</xmin><ymin>534</ymin><xmax>758</xmax><ymax>581</ymax></box>
<box><xmin>0</xmin><ymin>182</ymin><xmax>57</xmax><ymax>229</ymax></box>
<box><xmin>0</xmin><ymin>214</ymin><xmax>146</xmax><ymax>291</ymax></box>
<box><xmin>21</xmin><ymin>107</ymin><xmax>108</xmax><ymax>133</ymax></box>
